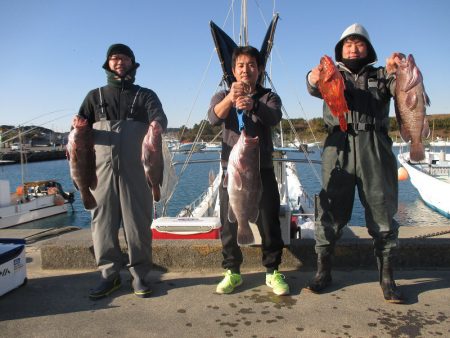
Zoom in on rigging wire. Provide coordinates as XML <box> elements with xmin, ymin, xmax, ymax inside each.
<box><xmin>163</xmin><ymin>2</ymin><xmax>238</xmax><ymax>212</ymax></box>
<box><xmin>1</xmin><ymin>111</ymin><xmax>75</xmax><ymax>146</ymax></box>
<box><xmin>1</xmin><ymin>109</ymin><xmax>72</xmax><ymax>138</ymax></box>
<box><xmin>265</xmin><ymin>73</ymin><xmax>322</xmax><ymax>184</ymax></box>
<box><xmin>253</xmin><ymin>0</ymin><xmax>322</xmax><ymax>184</ymax></box>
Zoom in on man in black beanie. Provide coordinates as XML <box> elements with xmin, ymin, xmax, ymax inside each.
<box><xmin>77</xmin><ymin>43</ymin><xmax>167</xmax><ymax>299</ymax></box>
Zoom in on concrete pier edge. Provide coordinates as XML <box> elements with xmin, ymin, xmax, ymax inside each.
<box><xmin>33</xmin><ymin>226</ymin><xmax>450</xmax><ymax>271</ymax></box>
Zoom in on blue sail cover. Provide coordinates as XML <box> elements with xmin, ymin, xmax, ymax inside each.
<box><xmin>210</xmin><ymin>13</ymin><xmax>279</xmax><ymax>88</ymax></box>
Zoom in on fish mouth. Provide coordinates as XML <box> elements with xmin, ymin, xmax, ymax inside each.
<box><xmin>403</xmin><ymin>54</ymin><xmax>422</xmax><ymax>92</ymax></box>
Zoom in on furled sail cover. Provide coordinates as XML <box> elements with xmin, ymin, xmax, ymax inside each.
<box><xmin>210</xmin><ymin>13</ymin><xmax>279</xmax><ymax>88</ymax></box>
<box><xmin>210</xmin><ymin>21</ymin><xmax>238</xmax><ymax>88</ymax></box>
<box><xmin>259</xmin><ymin>13</ymin><xmax>279</xmax><ymax>85</ymax></box>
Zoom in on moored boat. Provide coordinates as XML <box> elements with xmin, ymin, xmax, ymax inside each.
<box><xmin>0</xmin><ymin>179</ymin><xmax>74</xmax><ymax>229</ymax></box>
<box><xmin>398</xmin><ymin>150</ymin><xmax>450</xmax><ymax>218</ymax></box>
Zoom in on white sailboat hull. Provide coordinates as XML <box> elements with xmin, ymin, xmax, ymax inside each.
<box><xmin>0</xmin><ymin>195</ymin><xmax>70</xmax><ymax>229</ymax></box>
<box><xmin>398</xmin><ymin>152</ymin><xmax>450</xmax><ymax>218</ymax></box>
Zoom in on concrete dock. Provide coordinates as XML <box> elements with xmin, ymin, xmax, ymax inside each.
<box><xmin>1</xmin><ymin>225</ymin><xmax>450</xmax><ymax>337</ymax></box>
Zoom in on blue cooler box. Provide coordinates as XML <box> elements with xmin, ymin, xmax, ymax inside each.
<box><xmin>0</xmin><ymin>239</ymin><xmax>27</xmax><ymax>296</ymax></box>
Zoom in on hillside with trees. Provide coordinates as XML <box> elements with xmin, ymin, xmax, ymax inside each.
<box><xmin>167</xmin><ymin>114</ymin><xmax>450</xmax><ymax>144</ymax></box>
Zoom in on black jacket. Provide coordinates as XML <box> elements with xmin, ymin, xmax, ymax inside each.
<box><xmin>208</xmin><ymin>87</ymin><xmax>282</xmax><ymax>169</ymax></box>
<box><xmin>78</xmin><ymin>84</ymin><xmax>167</xmax><ymax>131</ymax></box>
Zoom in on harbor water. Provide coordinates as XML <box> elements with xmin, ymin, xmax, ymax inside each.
<box><xmin>0</xmin><ymin>147</ymin><xmax>448</xmax><ymax>230</ymax></box>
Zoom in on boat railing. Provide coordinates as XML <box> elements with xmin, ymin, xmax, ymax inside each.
<box><xmin>178</xmin><ymin>188</ymin><xmax>213</xmax><ymax>217</ymax></box>
<box><xmin>412</xmin><ymin>163</ymin><xmax>450</xmax><ymax>177</ymax></box>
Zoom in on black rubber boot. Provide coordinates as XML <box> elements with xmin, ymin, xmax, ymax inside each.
<box><xmin>305</xmin><ymin>253</ymin><xmax>332</xmax><ymax>293</ymax></box>
<box><xmin>377</xmin><ymin>255</ymin><xmax>404</xmax><ymax>304</ymax></box>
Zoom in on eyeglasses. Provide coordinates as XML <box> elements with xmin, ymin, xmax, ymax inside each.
<box><xmin>109</xmin><ymin>55</ymin><xmax>131</xmax><ymax>63</ymax></box>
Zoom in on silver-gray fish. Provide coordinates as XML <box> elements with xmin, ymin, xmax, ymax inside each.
<box><xmin>394</xmin><ymin>54</ymin><xmax>431</xmax><ymax>161</ymax></box>
<box><xmin>141</xmin><ymin>123</ymin><xmax>164</xmax><ymax>202</ymax></box>
<box><xmin>66</xmin><ymin>115</ymin><xmax>97</xmax><ymax>210</ymax></box>
<box><xmin>224</xmin><ymin>131</ymin><xmax>261</xmax><ymax>245</ymax></box>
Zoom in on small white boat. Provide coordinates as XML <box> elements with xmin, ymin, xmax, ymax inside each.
<box><xmin>398</xmin><ymin>150</ymin><xmax>450</xmax><ymax>218</ymax></box>
<box><xmin>0</xmin><ymin>180</ymin><xmax>74</xmax><ymax>229</ymax></box>
<box><xmin>172</xmin><ymin>142</ymin><xmax>206</xmax><ymax>153</ymax></box>
<box><xmin>429</xmin><ymin>137</ymin><xmax>450</xmax><ymax>147</ymax></box>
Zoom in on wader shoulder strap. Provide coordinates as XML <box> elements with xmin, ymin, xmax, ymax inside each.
<box><xmin>127</xmin><ymin>86</ymin><xmax>142</xmax><ymax>120</ymax></box>
<box><xmin>97</xmin><ymin>87</ymin><xmax>107</xmax><ymax>121</ymax></box>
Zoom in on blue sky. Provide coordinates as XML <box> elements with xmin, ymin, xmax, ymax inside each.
<box><xmin>1</xmin><ymin>0</ymin><xmax>449</xmax><ymax>132</ymax></box>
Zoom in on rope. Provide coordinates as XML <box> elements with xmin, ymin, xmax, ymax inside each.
<box><xmin>265</xmin><ymin>73</ymin><xmax>322</xmax><ymax>185</ymax></box>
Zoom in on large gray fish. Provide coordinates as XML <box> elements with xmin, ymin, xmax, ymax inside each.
<box><xmin>141</xmin><ymin>122</ymin><xmax>164</xmax><ymax>202</ymax></box>
<box><xmin>224</xmin><ymin>131</ymin><xmax>262</xmax><ymax>245</ymax></box>
<box><xmin>66</xmin><ymin>115</ymin><xmax>97</xmax><ymax>210</ymax></box>
<box><xmin>394</xmin><ymin>54</ymin><xmax>431</xmax><ymax>161</ymax></box>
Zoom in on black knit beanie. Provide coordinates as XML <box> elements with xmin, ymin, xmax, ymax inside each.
<box><xmin>102</xmin><ymin>43</ymin><xmax>138</xmax><ymax>70</ymax></box>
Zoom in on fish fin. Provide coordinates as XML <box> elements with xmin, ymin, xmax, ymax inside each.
<box><xmin>233</xmin><ymin>171</ymin><xmax>243</xmax><ymax>190</ymax></box>
<box><xmin>339</xmin><ymin>115</ymin><xmax>347</xmax><ymax>132</ymax></box>
<box><xmin>228</xmin><ymin>206</ymin><xmax>237</xmax><ymax>223</ymax></box>
<box><xmin>222</xmin><ymin>173</ymin><xmax>228</xmax><ymax>188</ymax></box>
<box><xmin>399</xmin><ymin>127</ymin><xmax>411</xmax><ymax>143</ymax></box>
<box><xmin>153</xmin><ymin>186</ymin><xmax>161</xmax><ymax>202</ymax></box>
<box><xmin>422</xmin><ymin>118</ymin><xmax>431</xmax><ymax>139</ymax></box>
<box><xmin>405</xmin><ymin>92</ymin><xmax>418</xmax><ymax>110</ymax></box>
<box><xmin>248</xmin><ymin>208</ymin><xmax>259</xmax><ymax>224</ymax></box>
<box><xmin>81</xmin><ymin>190</ymin><xmax>97</xmax><ymax>210</ymax></box>
<box><xmin>424</xmin><ymin>92</ymin><xmax>431</xmax><ymax>106</ymax></box>
<box><xmin>410</xmin><ymin>143</ymin><xmax>425</xmax><ymax>162</ymax></box>
<box><xmin>90</xmin><ymin>175</ymin><xmax>98</xmax><ymax>191</ymax></box>
<box><xmin>237</xmin><ymin>223</ymin><xmax>255</xmax><ymax>246</ymax></box>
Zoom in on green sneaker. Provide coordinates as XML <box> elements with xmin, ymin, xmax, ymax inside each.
<box><xmin>216</xmin><ymin>270</ymin><xmax>243</xmax><ymax>294</ymax></box>
<box><xmin>266</xmin><ymin>270</ymin><xmax>290</xmax><ymax>295</ymax></box>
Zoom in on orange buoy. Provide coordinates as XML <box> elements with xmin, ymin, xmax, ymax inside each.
<box><xmin>398</xmin><ymin>167</ymin><xmax>409</xmax><ymax>181</ymax></box>
<box><xmin>16</xmin><ymin>185</ymin><xmax>24</xmax><ymax>196</ymax></box>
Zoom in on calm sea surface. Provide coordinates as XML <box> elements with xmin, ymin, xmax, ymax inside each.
<box><xmin>1</xmin><ymin>147</ymin><xmax>448</xmax><ymax>230</ymax></box>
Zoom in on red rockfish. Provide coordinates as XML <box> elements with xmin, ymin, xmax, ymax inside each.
<box><xmin>141</xmin><ymin>122</ymin><xmax>164</xmax><ymax>202</ymax></box>
<box><xmin>66</xmin><ymin>115</ymin><xmax>97</xmax><ymax>210</ymax></box>
<box><xmin>224</xmin><ymin>131</ymin><xmax>261</xmax><ymax>246</ymax></box>
<box><xmin>394</xmin><ymin>54</ymin><xmax>430</xmax><ymax>161</ymax></box>
<box><xmin>318</xmin><ymin>55</ymin><xmax>349</xmax><ymax>132</ymax></box>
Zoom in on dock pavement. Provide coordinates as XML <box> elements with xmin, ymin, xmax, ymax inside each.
<box><xmin>0</xmin><ymin>225</ymin><xmax>449</xmax><ymax>337</ymax></box>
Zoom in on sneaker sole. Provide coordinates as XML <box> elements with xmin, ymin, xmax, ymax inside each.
<box><xmin>89</xmin><ymin>283</ymin><xmax>121</xmax><ymax>300</ymax></box>
<box><xmin>216</xmin><ymin>280</ymin><xmax>243</xmax><ymax>294</ymax></box>
<box><xmin>266</xmin><ymin>282</ymin><xmax>290</xmax><ymax>296</ymax></box>
<box><xmin>134</xmin><ymin>290</ymin><xmax>152</xmax><ymax>298</ymax></box>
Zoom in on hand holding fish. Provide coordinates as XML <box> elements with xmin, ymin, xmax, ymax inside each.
<box><xmin>385</xmin><ymin>52</ymin><xmax>406</xmax><ymax>74</ymax></box>
<box><xmin>229</xmin><ymin>81</ymin><xmax>251</xmax><ymax>104</ymax></box>
<box><xmin>308</xmin><ymin>64</ymin><xmax>322</xmax><ymax>87</ymax></box>
<box><xmin>235</xmin><ymin>95</ymin><xmax>254</xmax><ymax>111</ymax></box>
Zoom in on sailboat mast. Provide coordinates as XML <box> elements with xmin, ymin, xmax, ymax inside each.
<box><xmin>240</xmin><ymin>0</ymin><xmax>248</xmax><ymax>46</ymax></box>
<box><xmin>19</xmin><ymin>127</ymin><xmax>25</xmax><ymax>195</ymax></box>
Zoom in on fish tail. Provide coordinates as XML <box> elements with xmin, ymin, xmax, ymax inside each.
<box><xmin>152</xmin><ymin>186</ymin><xmax>161</xmax><ymax>202</ymax></box>
<box><xmin>410</xmin><ymin>143</ymin><xmax>425</xmax><ymax>162</ymax></box>
<box><xmin>339</xmin><ymin>115</ymin><xmax>347</xmax><ymax>132</ymax></box>
<box><xmin>237</xmin><ymin>223</ymin><xmax>255</xmax><ymax>246</ymax></box>
<box><xmin>81</xmin><ymin>190</ymin><xmax>97</xmax><ymax>210</ymax></box>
